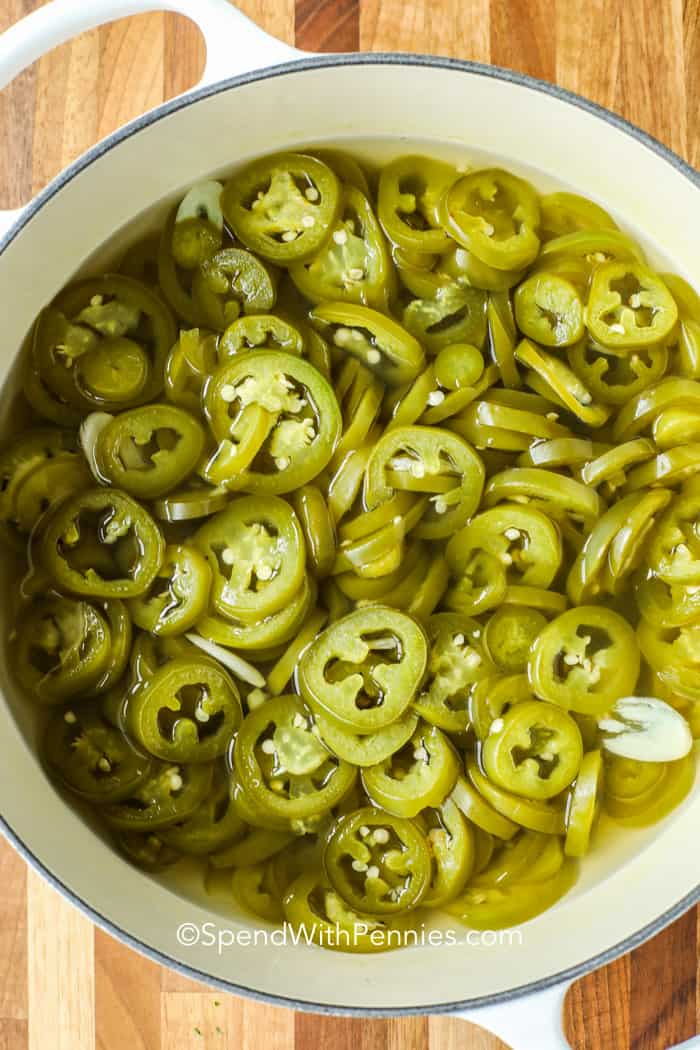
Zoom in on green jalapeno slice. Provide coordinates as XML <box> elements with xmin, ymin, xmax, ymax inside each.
<box><xmin>482</xmin><ymin>700</ymin><xmax>583</xmax><ymax>800</ymax></box>
<box><xmin>290</xmin><ymin>185</ymin><xmax>392</xmax><ymax>309</ymax></box>
<box><xmin>402</xmin><ymin>285</ymin><xmax>488</xmax><ymax>355</ymax></box>
<box><xmin>416</xmin><ymin>797</ymin><xmax>475</xmax><ymax>907</ymax></box>
<box><xmin>164</xmin><ymin>328</ymin><xmax>219</xmax><ymax>415</ymax></box>
<box><xmin>126</xmin><ymin>656</ymin><xmax>242</xmax><ymax>762</ymax></box>
<box><xmin>362</xmin><ymin>722</ymin><xmax>459</xmax><ymax>817</ymax></box>
<box><xmin>310</xmin><ymin>706</ymin><xmax>419</xmax><ymax>767</ymax></box>
<box><xmin>586</xmin><ymin>261</ymin><xmax>678</xmax><ymax>349</ymax></box>
<box><xmin>233</xmin><ymin>694</ymin><xmax>356</xmax><ymax>821</ymax></box>
<box><xmin>193</xmin><ymin>495</ymin><xmax>305</xmax><ymax>623</ymax></box>
<box><xmin>311</xmin><ymin>302</ymin><xmax>425</xmax><ymax>386</ymax></box>
<box><xmin>94</xmin><ymin>403</ymin><xmax>205</xmax><ymax>499</ymax></box>
<box><xmin>514</xmin><ymin>273</ymin><xmax>585</xmax><ymax>347</ymax></box>
<box><xmin>44</xmin><ymin>703</ymin><xmax>151</xmax><ymax>804</ymax></box>
<box><xmin>440</xmin><ymin>169</ymin><xmax>541</xmax><ymax>270</ymax></box>
<box><xmin>13</xmin><ymin>596</ymin><xmax>111</xmax><ymax>704</ymax></box>
<box><xmin>41</xmin><ymin>488</ymin><xmax>164</xmax><ymax>598</ymax></box>
<box><xmin>528</xmin><ymin>606</ymin><xmax>640</xmax><ymax>714</ymax></box>
<box><xmin>203</xmin><ymin>350</ymin><xmax>341</xmax><ymax>493</ymax></box>
<box><xmin>37</xmin><ymin>275</ymin><xmax>176</xmax><ymax>411</ymax></box>
<box><xmin>103</xmin><ymin>761</ymin><xmax>214</xmax><ymax>830</ymax></box>
<box><xmin>283</xmin><ymin>869</ymin><xmax>418</xmax><ymax>952</ymax></box>
<box><xmin>364</xmin><ymin>424</ymin><xmax>485</xmax><ymax>540</ymax></box>
<box><xmin>564</xmin><ymin>750</ymin><xmax>604</xmax><ymax>856</ymax></box>
<box><xmin>323</xmin><ymin>807</ymin><xmax>432</xmax><ymax>915</ymax></box>
<box><xmin>298</xmin><ymin>606</ymin><xmax>428</xmax><ymax>732</ymax></box>
<box><xmin>128</xmin><ymin>543</ymin><xmax>212</xmax><ymax>636</ymax></box>
<box><xmin>222</xmin><ymin>153</ymin><xmax>341</xmax><ymax>263</ymax></box>
<box><xmin>377</xmin><ymin>156</ymin><xmax>456</xmax><ymax>254</ymax></box>
<box><xmin>483</xmin><ymin>606</ymin><xmax>548</xmax><ymax>673</ymax></box>
<box><xmin>412</xmin><ymin>612</ymin><xmax>494</xmax><ymax>732</ymax></box>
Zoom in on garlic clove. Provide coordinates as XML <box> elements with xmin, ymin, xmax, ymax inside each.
<box><xmin>599</xmin><ymin>696</ymin><xmax>693</xmax><ymax>763</ymax></box>
<box><xmin>175</xmin><ymin>181</ymin><xmax>224</xmax><ymax>231</ymax></box>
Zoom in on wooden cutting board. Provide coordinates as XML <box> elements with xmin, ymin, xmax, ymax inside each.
<box><xmin>0</xmin><ymin>1</ymin><xmax>699</xmax><ymax>1047</ymax></box>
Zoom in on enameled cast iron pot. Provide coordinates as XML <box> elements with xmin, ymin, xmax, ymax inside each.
<box><xmin>1</xmin><ymin>3</ymin><xmax>699</xmax><ymax>1046</ymax></box>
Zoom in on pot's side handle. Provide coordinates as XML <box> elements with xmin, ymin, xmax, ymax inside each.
<box><xmin>454</xmin><ymin>981</ymin><xmax>572</xmax><ymax>1050</ymax></box>
<box><xmin>0</xmin><ymin>0</ymin><xmax>303</xmax><ymax>239</ymax></box>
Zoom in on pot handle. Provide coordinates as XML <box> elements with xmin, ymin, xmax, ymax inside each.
<box><xmin>0</xmin><ymin>0</ymin><xmax>303</xmax><ymax>238</ymax></box>
<box><xmin>454</xmin><ymin>980</ymin><xmax>572</xmax><ymax>1049</ymax></box>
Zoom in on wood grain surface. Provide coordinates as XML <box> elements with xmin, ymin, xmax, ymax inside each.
<box><xmin>0</xmin><ymin>1</ymin><xmax>699</xmax><ymax>1047</ymax></box>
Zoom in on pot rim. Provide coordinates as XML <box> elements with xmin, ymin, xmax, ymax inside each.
<box><xmin>1</xmin><ymin>51</ymin><xmax>699</xmax><ymax>1016</ymax></box>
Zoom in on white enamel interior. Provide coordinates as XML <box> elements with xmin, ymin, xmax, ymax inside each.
<box><xmin>0</xmin><ymin>60</ymin><xmax>699</xmax><ymax>1013</ymax></box>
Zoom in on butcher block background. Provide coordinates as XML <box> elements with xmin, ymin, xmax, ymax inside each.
<box><xmin>0</xmin><ymin>0</ymin><xmax>699</xmax><ymax>1047</ymax></box>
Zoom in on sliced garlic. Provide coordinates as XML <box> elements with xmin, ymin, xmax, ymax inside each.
<box><xmin>599</xmin><ymin>696</ymin><xmax>693</xmax><ymax>762</ymax></box>
<box><xmin>184</xmin><ymin>632</ymin><xmax>265</xmax><ymax>688</ymax></box>
<box><xmin>79</xmin><ymin>412</ymin><xmax>114</xmax><ymax>483</ymax></box>
<box><xmin>175</xmin><ymin>180</ymin><xmax>224</xmax><ymax>231</ymax></box>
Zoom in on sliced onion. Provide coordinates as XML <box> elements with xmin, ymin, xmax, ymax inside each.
<box><xmin>185</xmin><ymin>632</ymin><xmax>265</xmax><ymax>688</ymax></box>
<box><xmin>79</xmin><ymin>412</ymin><xmax>113</xmax><ymax>483</ymax></box>
<box><xmin>599</xmin><ymin>696</ymin><xmax>693</xmax><ymax>762</ymax></box>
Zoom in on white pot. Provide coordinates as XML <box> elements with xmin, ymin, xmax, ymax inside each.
<box><xmin>1</xmin><ymin>3</ymin><xmax>699</xmax><ymax>1047</ymax></box>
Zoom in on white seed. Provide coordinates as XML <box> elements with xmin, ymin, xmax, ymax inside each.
<box><xmin>220</xmin><ymin>384</ymin><xmax>237</xmax><ymax>402</ymax></box>
<box><xmin>261</xmin><ymin>739</ymin><xmax>276</xmax><ymax>754</ymax></box>
<box><xmin>97</xmin><ymin>757</ymin><xmax>112</xmax><ymax>773</ymax></box>
<box><xmin>427</xmin><ymin>390</ymin><xmax>446</xmax><ymax>406</ymax></box>
<box><xmin>464</xmin><ymin>650</ymin><xmax>482</xmax><ymax>669</ymax></box>
<box><xmin>434</xmin><ymin>499</ymin><xmax>448</xmax><ymax>514</ymax></box>
<box><xmin>256</xmin><ymin>564</ymin><xmax>274</xmax><ymax>581</ymax></box>
<box><xmin>274</xmin><ymin>456</ymin><xmax>291</xmax><ymax>471</ymax></box>
<box><xmin>453</xmin><ymin>633</ymin><xmax>465</xmax><ymax>646</ymax></box>
<box><xmin>359</xmin><ymin>826</ymin><xmax>371</xmax><ymax>838</ymax></box>
<box><xmin>352</xmin><ymin>859</ymin><xmax>368</xmax><ymax>872</ymax></box>
<box><xmin>413</xmin><ymin>746</ymin><xmax>429</xmax><ymax>762</ymax></box>
<box><xmin>504</xmin><ymin>527</ymin><xmax>521</xmax><ymax>541</ymax></box>
<box><xmin>347</xmin><ymin>267</ymin><xmax>365</xmax><ymax>281</ymax></box>
<box><xmin>169</xmin><ymin>772</ymin><xmax>183</xmax><ymax>792</ymax></box>
<box><xmin>500</xmin><ymin>552</ymin><xmax>513</xmax><ymax>566</ymax></box>
<box><xmin>563</xmin><ymin>652</ymin><xmax>580</xmax><ymax>665</ymax></box>
<box><xmin>366</xmin><ymin>865</ymin><xmax>380</xmax><ymax>880</ymax></box>
<box><xmin>629</xmin><ymin>293</ymin><xmax>642</xmax><ymax>309</ymax></box>
<box><xmin>293</xmin><ymin>714</ymin><xmax>306</xmax><ymax>729</ymax></box>
<box><xmin>282</xmin><ymin>231</ymin><xmax>298</xmax><ymax>242</ymax></box>
<box><xmin>372</xmin><ymin>828</ymin><xmax>390</xmax><ymax>844</ymax></box>
<box><xmin>490</xmin><ymin>718</ymin><xmax>505</xmax><ymax>734</ymax></box>
<box><xmin>599</xmin><ymin>696</ymin><xmax>693</xmax><ymax>762</ymax></box>
<box><xmin>609</xmin><ymin>322</ymin><xmax>625</xmax><ymax>335</ymax></box>
<box><xmin>333</xmin><ymin>229</ymin><xmax>348</xmax><ymax>245</ymax></box>
<box><xmin>64</xmin><ymin>711</ymin><xmax>77</xmax><ymax>724</ymax></box>
<box><xmin>305</xmin><ymin>186</ymin><xmax>320</xmax><ymax>202</ymax></box>
<box><xmin>301</xmin><ymin>215</ymin><xmax>315</xmax><ymax>229</ymax></box>
<box><xmin>410</xmin><ymin>460</ymin><xmax>425</xmax><ymax>478</ymax></box>
<box><xmin>221</xmin><ymin>548</ymin><xmax>236</xmax><ymax>566</ymax></box>
<box><xmin>195</xmin><ymin>708</ymin><xmax>210</xmax><ymax>723</ymax></box>
<box><xmin>366</xmin><ymin>349</ymin><xmax>382</xmax><ymax>365</ymax></box>
<box><xmin>545</xmin><ymin>412</ymin><xmax>559</xmax><ymax>421</ymax></box>
<box><xmin>483</xmin><ymin>222</ymin><xmax>495</xmax><ymax>237</ymax></box>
